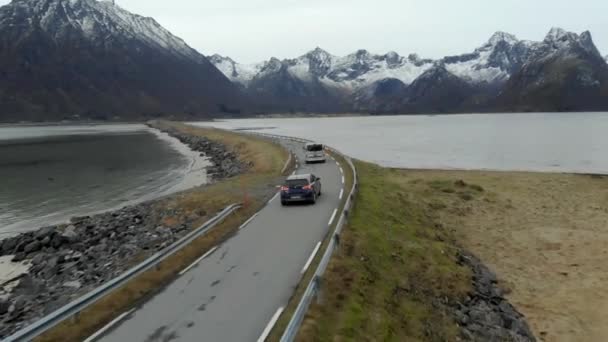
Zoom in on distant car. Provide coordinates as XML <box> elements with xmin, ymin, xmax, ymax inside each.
<box><xmin>304</xmin><ymin>143</ymin><xmax>326</xmax><ymax>164</ymax></box>
<box><xmin>280</xmin><ymin>173</ymin><xmax>322</xmax><ymax>205</ymax></box>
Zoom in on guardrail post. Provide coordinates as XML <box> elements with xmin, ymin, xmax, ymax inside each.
<box><xmin>314</xmin><ymin>276</ymin><xmax>324</xmax><ymax>305</ymax></box>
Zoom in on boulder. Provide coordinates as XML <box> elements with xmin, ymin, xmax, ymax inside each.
<box><xmin>34</xmin><ymin>227</ymin><xmax>56</xmax><ymax>241</ymax></box>
<box><xmin>0</xmin><ymin>299</ymin><xmax>10</xmax><ymax>315</ymax></box>
<box><xmin>12</xmin><ymin>252</ymin><xmax>27</xmax><ymax>262</ymax></box>
<box><xmin>61</xmin><ymin>225</ymin><xmax>79</xmax><ymax>242</ymax></box>
<box><xmin>2</xmin><ymin>238</ymin><xmax>18</xmax><ymax>254</ymax></box>
<box><xmin>40</xmin><ymin>236</ymin><xmax>51</xmax><ymax>246</ymax></box>
<box><xmin>31</xmin><ymin>253</ymin><xmax>47</xmax><ymax>266</ymax></box>
<box><xmin>24</xmin><ymin>241</ymin><xmax>41</xmax><ymax>254</ymax></box>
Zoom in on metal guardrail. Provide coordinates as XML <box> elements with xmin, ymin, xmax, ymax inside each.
<box><xmin>245</xmin><ymin>132</ymin><xmax>358</xmax><ymax>342</ymax></box>
<box><xmin>5</xmin><ymin>203</ymin><xmax>242</xmax><ymax>342</ymax></box>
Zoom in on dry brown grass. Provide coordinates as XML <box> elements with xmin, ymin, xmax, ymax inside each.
<box><xmin>36</xmin><ymin>122</ymin><xmax>289</xmax><ymax>342</ymax></box>
<box><xmin>403</xmin><ymin>170</ymin><xmax>608</xmax><ymax>342</ymax></box>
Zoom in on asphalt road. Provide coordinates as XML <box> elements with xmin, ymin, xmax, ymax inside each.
<box><xmin>95</xmin><ymin>140</ymin><xmax>345</xmax><ymax>342</ymax></box>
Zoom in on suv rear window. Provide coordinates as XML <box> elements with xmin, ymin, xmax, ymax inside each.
<box><xmin>306</xmin><ymin>144</ymin><xmax>323</xmax><ymax>152</ymax></box>
<box><xmin>287</xmin><ymin>179</ymin><xmax>309</xmax><ymax>188</ymax></box>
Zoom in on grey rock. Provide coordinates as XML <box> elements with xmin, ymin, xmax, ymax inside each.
<box><xmin>24</xmin><ymin>241</ymin><xmax>41</xmax><ymax>254</ymax></box>
<box><xmin>31</xmin><ymin>253</ymin><xmax>47</xmax><ymax>266</ymax></box>
<box><xmin>34</xmin><ymin>227</ymin><xmax>55</xmax><ymax>240</ymax></box>
<box><xmin>457</xmin><ymin>252</ymin><xmax>535</xmax><ymax>341</ymax></box>
<box><xmin>2</xmin><ymin>238</ymin><xmax>18</xmax><ymax>254</ymax></box>
<box><xmin>40</xmin><ymin>236</ymin><xmax>51</xmax><ymax>246</ymax></box>
<box><xmin>16</xmin><ymin>276</ymin><xmax>44</xmax><ymax>295</ymax></box>
<box><xmin>12</xmin><ymin>252</ymin><xmax>27</xmax><ymax>262</ymax></box>
<box><xmin>0</xmin><ymin>299</ymin><xmax>10</xmax><ymax>315</ymax></box>
<box><xmin>61</xmin><ymin>225</ymin><xmax>79</xmax><ymax>242</ymax></box>
<box><xmin>63</xmin><ymin>280</ymin><xmax>82</xmax><ymax>289</ymax></box>
<box><xmin>50</xmin><ymin>235</ymin><xmax>66</xmax><ymax>249</ymax></box>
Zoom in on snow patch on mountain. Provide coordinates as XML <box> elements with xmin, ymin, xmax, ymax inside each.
<box><xmin>207</xmin><ymin>54</ymin><xmax>262</xmax><ymax>85</ymax></box>
<box><xmin>442</xmin><ymin>32</ymin><xmax>523</xmax><ymax>84</ymax></box>
<box><xmin>2</xmin><ymin>0</ymin><xmax>201</xmax><ymax>62</ymax></box>
<box><xmin>210</xmin><ymin>48</ymin><xmax>434</xmax><ymax>91</ymax></box>
<box><xmin>324</xmin><ymin>50</ymin><xmax>433</xmax><ymax>89</ymax></box>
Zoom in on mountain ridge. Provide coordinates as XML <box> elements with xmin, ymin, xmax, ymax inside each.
<box><xmin>0</xmin><ymin>0</ymin><xmax>248</xmax><ymax>122</ymax></box>
<box><xmin>210</xmin><ymin>27</ymin><xmax>608</xmax><ymax>113</ymax></box>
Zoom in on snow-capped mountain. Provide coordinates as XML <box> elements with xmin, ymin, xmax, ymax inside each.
<box><xmin>440</xmin><ymin>32</ymin><xmax>535</xmax><ymax>84</ymax></box>
<box><xmin>498</xmin><ymin>28</ymin><xmax>608</xmax><ymax>111</ymax></box>
<box><xmin>0</xmin><ymin>0</ymin><xmax>245</xmax><ymax>121</ymax></box>
<box><xmin>211</xmin><ymin>27</ymin><xmax>606</xmax><ymax>113</ymax></box>
<box><xmin>210</xmin><ymin>48</ymin><xmax>434</xmax><ymax>91</ymax></box>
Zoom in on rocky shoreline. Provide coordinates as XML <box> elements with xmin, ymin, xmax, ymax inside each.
<box><xmin>0</xmin><ymin>125</ymin><xmax>246</xmax><ymax>338</ymax></box>
<box><xmin>150</xmin><ymin>123</ymin><xmax>249</xmax><ymax>180</ymax></box>
<box><xmin>455</xmin><ymin>252</ymin><xmax>536</xmax><ymax>341</ymax></box>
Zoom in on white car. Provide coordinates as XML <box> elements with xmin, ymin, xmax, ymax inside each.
<box><xmin>304</xmin><ymin>143</ymin><xmax>326</xmax><ymax>164</ymax></box>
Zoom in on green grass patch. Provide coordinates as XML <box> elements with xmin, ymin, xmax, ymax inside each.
<box><xmin>297</xmin><ymin>162</ymin><xmax>475</xmax><ymax>341</ymax></box>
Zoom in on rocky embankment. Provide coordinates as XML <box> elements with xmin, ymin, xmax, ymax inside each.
<box><xmin>0</xmin><ymin>126</ymin><xmax>245</xmax><ymax>338</ymax></box>
<box><xmin>455</xmin><ymin>252</ymin><xmax>536</xmax><ymax>341</ymax></box>
<box><xmin>152</xmin><ymin>123</ymin><xmax>248</xmax><ymax>179</ymax></box>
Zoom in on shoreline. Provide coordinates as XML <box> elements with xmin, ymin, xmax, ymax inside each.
<box><xmin>0</xmin><ymin>124</ymin><xmax>249</xmax><ymax>338</ymax></box>
<box><xmin>0</xmin><ymin>125</ymin><xmax>211</xmax><ymax>237</ymax></box>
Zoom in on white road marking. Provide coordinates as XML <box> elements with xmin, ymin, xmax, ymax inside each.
<box><xmin>291</xmin><ymin>170</ymin><xmax>296</xmax><ymax>175</ymax></box>
<box><xmin>339</xmin><ymin>167</ymin><xmax>344</xmax><ymax>175</ymax></box>
<box><xmin>239</xmin><ymin>213</ymin><xmax>259</xmax><ymax>230</ymax></box>
<box><xmin>336</xmin><ymin>161</ymin><xmax>341</xmax><ymax>167</ymax></box>
<box><xmin>257</xmin><ymin>307</ymin><xmax>285</xmax><ymax>342</ymax></box>
<box><xmin>341</xmin><ymin>176</ymin><xmax>345</xmax><ymax>184</ymax></box>
<box><xmin>328</xmin><ymin>208</ymin><xmax>338</xmax><ymax>226</ymax></box>
<box><xmin>84</xmin><ymin>309</ymin><xmax>135</xmax><ymax>342</ymax></box>
<box><xmin>268</xmin><ymin>192</ymin><xmax>279</xmax><ymax>204</ymax></box>
<box><xmin>339</xmin><ymin>188</ymin><xmax>344</xmax><ymax>200</ymax></box>
<box><xmin>301</xmin><ymin>241</ymin><xmax>322</xmax><ymax>274</ymax></box>
<box><xmin>179</xmin><ymin>247</ymin><xmax>218</xmax><ymax>276</ymax></box>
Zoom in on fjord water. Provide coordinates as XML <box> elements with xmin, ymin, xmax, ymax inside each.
<box><xmin>198</xmin><ymin>112</ymin><xmax>608</xmax><ymax>174</ymax></box>
<box><xmin>0</xmin><ymin>124</ymin><xmax>208</xmax><ymax>236</ymax></box>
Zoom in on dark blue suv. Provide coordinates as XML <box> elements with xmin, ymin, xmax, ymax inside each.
<box><xmin>281</xmin><ymin>173</ymin><xmax>322</xmax><ymax>205</ymax></box>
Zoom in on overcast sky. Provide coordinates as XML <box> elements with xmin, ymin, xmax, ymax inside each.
<box><xmin>2</xmin><ymin>0</ymin><xmax>607</xmax><ymax>63</ymax></box>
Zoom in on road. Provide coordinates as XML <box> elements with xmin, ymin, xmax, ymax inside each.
<box><xmin>96</xmin><ymin>140</ymin><xmax>345</xmax><ymax>342</ymax></box>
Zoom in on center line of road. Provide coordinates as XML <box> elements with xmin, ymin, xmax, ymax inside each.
<box><xmin>301</xmin><ymin>241</ymin><xmax>322</xmax><ymax>274</ymax></box>
<box><xmin>84</xmin><ymin>309</ymin><xmax>134</xmax><ymax>342</ymax></box>
<box><xmin>339</xmin><ymin>188</ymin><xmax>344</xmax><ymax>200</ymax></box>
<box><xmin>257</xmin><ymin>306</ymin><xmax>285</xmax><ymax>342</ymax></box>
<box><xmin>328</xmin><ymin>208</ymin><xmax>338</xmax><ymax>226</ymax></box>
<box><xmin>268</xmin><ymin>192</ymin><xmax>279</xmax><ymax>204</ymax></box>
<box><xmin>179</xmin><ymin>246</ymin><xmax>218</xmax><ymax>276</ymax></box>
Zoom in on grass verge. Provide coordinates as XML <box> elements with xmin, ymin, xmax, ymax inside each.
<box><xmin>36</xmin><ymin>122</ymin><xmax>289</xmax><ymax>342</ymax></box>
<box><xmin>267</xmin><ymin>150</ymin><xmax>355</xmax><ymax>342</ymax></box>
<box><xmin>295</xmin><ymin>162</ymin><xmax>478</xmax><ymax>341</ymax></box>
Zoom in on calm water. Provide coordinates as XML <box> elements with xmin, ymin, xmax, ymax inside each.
<box><xmin>195</xmin><ymin>112</ymin><xmax>608</xmax><ymax>173</ymax></box>
<box><xmin>0</xmin><ymin>124</ymin><xmax>209</xmax><ymax>235</ymax></box>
